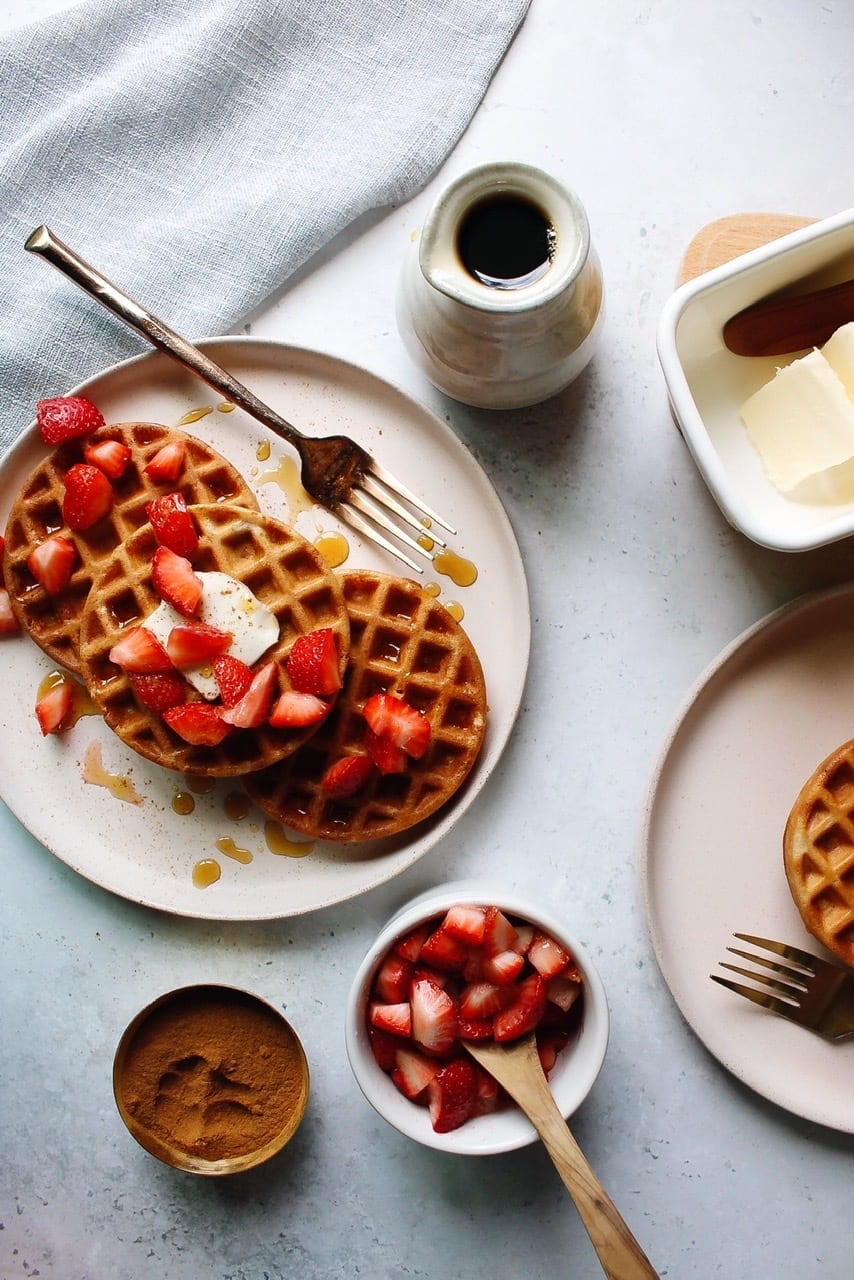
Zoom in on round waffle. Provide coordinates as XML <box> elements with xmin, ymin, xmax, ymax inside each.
<box><xmin>243</xmin><ymin>569</ymin><xmax>488</xmax><ymax>842</ymax></box>
<box><xmin>2</xmin><ymin>422</ymin><xmax>258</xmax><ymax>674</ymax></box>
<box><xmin>783</xmin><ymin>739</ymin><xmax>854</xmax><ymax>967</ymax></box>
<box><xmin>78</xmin><ymin>503</ymin><xmax>351</xmax><ymax>777</ymax></box>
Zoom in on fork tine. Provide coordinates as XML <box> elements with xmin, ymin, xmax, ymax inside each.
<box><xmin>355</xmin><ymin>477</ymin><xmax>448</xmax><ymax>549</ymax></box>
<box><xmin>343</xmin><ymin>492</ymin><xmax>436</xmax><ymax>564</ymax></box>
<box><xmin>337</xmin><ymin>502</ymin><xmax>427</xmax><ymax>574</ymax></box>
<box><xmin>719</xmin><ymin>960</ymin><xmax>804</xmax><ymax>1000</ymax></box>
<box><xmin>709</xmin><ymin>973</ymin><xmax>797</xmax><ymax>1018</ymax></box>
<box><xmin>725</xmin><ymin>946</ymin><xmax>810</xmax><ymax>988</ymax></box>
<box><xmin>733</xmin><ymin>932</ymin><xmax>819</xmax><ymax>974</ymax></box>
<box><xmin>368</xmin><ymin>460</ymin><xmax>457</xmax><ymax>535</ymax></box>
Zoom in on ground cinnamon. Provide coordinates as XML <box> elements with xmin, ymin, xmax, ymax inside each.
<box><xmin>115</xmin><ymin>986</ymin><xmax>307</xmax><ymax>1162</ymax></box>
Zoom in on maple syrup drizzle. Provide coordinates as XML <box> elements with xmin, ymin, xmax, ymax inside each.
<box><xmin>224</xmin><ymin>791</ymin><xmax>251</xmax><ymax>821</ymax></box>
<box><xmin>445</xmin><ymin>600</ymin><xmax>464</xmax><ymax>622</ymax></box>
<box><xmin>82</xmin><ymin>741</ymin><xmax>143</xmax><ymax>805</ymax></box>
<box><xmin>424</xmin><ymin>582</ymin><xmax>441</xmax><ymax>598</ymax></box>
<box><xmin>256</xmin><ymin>439</ymin><xmax>271</xmax><ymax>462</ymax></box>
<box><xmin>193</xmin><ymin>859</ymin><xmax>221</xmax><ymax>888</ymax></box>
<box><xmin>177</xmin><ymin>407</ymin><xmax>213</xmax><ymax>425</ymax></box>
<box><xmin>172</xmin><ymin>790</ymin><xmax>195</xmax><ymax>816</ymax></box>
<box><xmin>37</xmin><ymin>670</ymin><xmax>98</xmax><ymax>728</ymax></box>
<box><xmin>216</xmin><ymin>401</ymin><xmax>236</xmax><ymax>413</ymax></box>
<box><xmin>215</xmin><ymin>836</ymin><xmax>253</xmax><ymax>865</ymax></box>
<box><xmin>434</xmin><ymin>548</ymin><xmax>477</xmax><ymax>588</ymax></box>
<box><xmin>314</xmin><ymin>530</ymin><xmax>350</xmax><ymax>568</ymax></box>
<box><xmin>185</xmin><ymin>774</ymin><xmax>216</xmax><ymax>795</ymax></box>
<box><xmin>264</xmin><ymin>820</ymin><xmax>314</xmax><ymax>858</ymax></box>
<box><xmin>258</xmin><ymin>454</ymin><xmax>314</xmax><ymax>519</ymax></box>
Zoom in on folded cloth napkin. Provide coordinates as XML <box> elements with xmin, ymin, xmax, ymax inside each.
<box><xmin>0</xmin><ymin>0</ymin><xmax>530</xmax><ymax>448</ymax></box>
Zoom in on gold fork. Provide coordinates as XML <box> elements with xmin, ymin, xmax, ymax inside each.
<box><xmin>710</xmin><ymin>933</ymin><xmax>854</xmax><ymax>1040</ymax></box>
<box><xmin>25</xmin><ymin>225</ymin><xmax>455</xmax><ymax>574</ymax></box>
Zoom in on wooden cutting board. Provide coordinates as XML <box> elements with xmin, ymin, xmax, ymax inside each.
<box><xmin>677</xmin><ymin>213</ymin><xmax>815</xmax><ymax>284</ymax></box>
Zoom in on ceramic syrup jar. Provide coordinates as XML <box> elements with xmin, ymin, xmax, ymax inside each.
<box><xmin>397</xmin><ymin>162</ymin><xmax>604</xmax><ymax>409</ymax></box>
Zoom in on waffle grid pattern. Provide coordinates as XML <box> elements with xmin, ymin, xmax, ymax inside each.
<box><xmin>244</xmin><ymin>570</ymin><xmax>487</xmax><ymax>842</ymax></box>
<box><xmin>78</xmin><ymin>504</ymin><xmax>350</xmax><ymax>776</ymax></box>
<box><xmin>3</xmin><ymin>423</ymin><xmax>258</xmax><ymax>673</ymax></box>
<box><xmin>783</xmin><ymin>740</ymin><xmax>854</xmax><ymax>967</ymax></box>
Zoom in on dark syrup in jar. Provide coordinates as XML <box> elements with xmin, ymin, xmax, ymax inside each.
<box><xmin>456</xmin><ymin>194</ymin><xmax>555</xmax><ymax>289</ymax></box>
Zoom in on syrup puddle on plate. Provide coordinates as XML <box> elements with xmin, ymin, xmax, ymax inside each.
<box><xmin>82</xmin><ymin>741</ymin><xmax>143</xmax><ymax>806</ymax></box>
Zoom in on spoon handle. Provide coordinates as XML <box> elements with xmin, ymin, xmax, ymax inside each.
<box><xmin>722</xmin><ymin>275</ymin><xmax>854</xmax><ymax>356</ymax></box>
<box><xmin>503</xmin><ymin>1061</ymin><xmax>659</xmax><ymax>1280</ymax></box>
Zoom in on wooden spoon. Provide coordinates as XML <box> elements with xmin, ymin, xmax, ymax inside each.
<box><xmin>464</xmin><ymin>1034</ymin><xmax>659</xmax><ymax>1280</ymax></box>
<box><xmin>722</xmin><ymin>275</ymin><xmax>854</xmax><ymax>357</ymax></box>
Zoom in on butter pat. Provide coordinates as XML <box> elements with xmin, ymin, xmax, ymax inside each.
<box><xmin>822</xmin><ymin>321</ymin><xmax>854</xmax><ymax>400</ymax></box>
<box><xmin>740</xmin><ymin>348</ymin><xmax>854</xmax><ymax>492</ymax></box>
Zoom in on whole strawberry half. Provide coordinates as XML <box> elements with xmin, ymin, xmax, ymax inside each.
<box><xmin>62</xmin><ymin>464</ymin><xmax>113</xmax><ymax>531</ymax></box>
<box><xmin>36</xmin><ymin>395</ymin><xmax>105</xmax><ymax>445</ymax></box>
<box><xmin>146</xmin><ymin>492</ymin><xmax>199</xmax><ymax>557</ymax></box>
<box><xmin>286</xmin><ymin>627</ymin><xmax>341</xmax><ymax>696</ymax></box>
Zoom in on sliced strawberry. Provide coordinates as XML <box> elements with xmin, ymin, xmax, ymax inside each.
<box><xmin>36</xmin><ymin>395</ymin><xmax>104</xmax><ymax>445</ymax></box>
<box><xmin>481</xmin><ymin>948</ymin><xmax>525</xmax><ymax>986</ymax></box>
<box><xmin>0</xmin><ymin>589</ymin><xmax>20</xmax><ymax>635</ymax></box>
<box><xmin>151</xmin><ymin>546</ymin><xmax>202</xmax><ymax>618</ymax></box>
<box><xmin>457</xmin><ymin>1016</ymin><xmax>493</xmax><ymax>1040</ymax></box>
<box><xmin>412</xmin><ymin>965</ymin><xmax>449</xmax><ymax>989</ymax></box>
<box><xmin>368</xmin><ymin>1026</ymin><xmax>400</xmax><ymax>1072</ymax></box>
<box><xmin>368</xmin><ymin>1001</ymin><xmax>411</xmax><ymax>1039</ymax></box>
<box><xmin>162</xmin><ymin>702</ymin><xmax>231</xmax><ymax>745</ymax></box>
<box><xmin>537</xmin><ymin>1030</ymin><xmax>570</xmax><ymax>1077</ymax></box>
<box><xmin>61</xmin><ymin>463</ymin><xmax>113</xmax><ymax>530</ymax></box>
<box><xmin>362</xmin><ymin>692</ymin><xmax>431</xmax><ymax>759</ymax></box>
<box><xmin>166</xmin><ymin>622</ymin><xmax>232</xmax><ymax>667</ymax></box>
<box><xmin>527</xmin><ymin>929</ymin><xmax>573</xmax><ymax>979</ymax></box>
<box><xmin>269</xmin><ymin>689</ymin><xmax>331</xmax><ymax>729</ymax></box>
<box><xmin>286</xmin><ymin>627</ymin><xmax>342</xmax><ymax>696</ymax></box>
<box><xmin>410</xmin><ymin>976</ymin><xmax>458</xmax><ymax>1057</ymax></box>
<box><xmin>373</xmin><ymin>954</ymin><xmax>414</xmax><ymax>1004</ymax></box>
<box><xmin>394</xmin><ymin>924</ymin><xmax>430</xmax><ymax>963</ymax></box>
<box><xmin>472</xmin><ymin>1065</ymin><xmax>501</xmax><ymax>1116</ymax></box>
<box><xmin>458</xmin><ymin>981</ymin><xmax>510</xmax><ymax>1020</ymax></box>
<box><xmin>545</xmin><ymin>973</ymin><xmax>583</xmax><ymax>1013</ymax></box>
<box><xmin>129</xmin><ymin>671</ymin><xmax>187</xmax><ymax>714</ymax></box>
<box><xmin>427</xmin><ymin>1058</ymin><xmax>477</xmax><ymax>1133</ymax></box>
<box><xmin>364</xmin><ymin>726</ymin><xmax>407</xmax><ymax>775</ymax></box>
<box><xmin>144</xmin><ymin>440</ymin><xmax>185</xmax><ymax>483</ymax></box>
<box><xmin>27</xmin><ymin>535</ymin><xmax>76</xmax><ymax>595</ymax></box>
<box><xmin>35</xmin><ymin>681</ymin><xmax>73</xmax><ymax>735</ymax></box>
<box><xmin>220</xmin><ymin>661</ymin><xmax>278</xmax><ymax>728</ymax></box>
<box><xmin>146</xmin><ymin>492</ymin><xmax>199</xmax><ymax>557</ymax></box>
<box><xmin>212</xmin><ymin>654</ymin><xmax>254</xmax><ymax>707</ymax></box>
<box><xmin>321</xmin><ymin>754</ymin><xmax>374</xmax><ymax>798</ymax></box>
<box><xmin>0</xmin><ymin>534</ymin><xmax>5</xmax><ymax>585</ymax></box>
<box><xmin>109</xmin><ymin>626</ymin><xmax>173</xmax><ymax>673</ymax></box>
<box><xmin>83</xmin><ymin>439</ymin><xmax>131</xmax><ymax>480</ymax></box>
<box><xmin>442</xmin><ymin>904</ymin><xmax>486</xmax><ymax>946</ymax></box>
<box><xmin>419</xmin><ymin>922</ymin><xmax>468</xmax><ymax>973</ymax></box>
<box><xmin>493</xmin><ymin>973</ymin><xmax>547</xmax><ymax>1043</ymax></box>
<box><xmin>392</xmin><ymin>1047</ymin><xmax>439</xmax><ymax>1101</ymax></box>
<box><xmin>482</xmin><ymin>905</ymin><xmax>520</xmax><ymax>956</ymax></box>
<box><xmin>512</xmin><ymin>923</ymin><xmax>535</xmax><ymax>955</ymax></box>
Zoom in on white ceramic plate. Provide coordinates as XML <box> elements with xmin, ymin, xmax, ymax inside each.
<box><xmin>0</xmin><ymin>339</ymin><xmax>530</xmax><ymax>921</ymax></box>
<box><xmin>641</xmin><ymin>584</ymin><xmax>854</xmax><ymax>1132</ymax></box>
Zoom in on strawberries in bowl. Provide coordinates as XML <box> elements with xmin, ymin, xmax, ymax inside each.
<box><xmin>345</xmin><ymin>881</ymin><xmax>609</xmax><ymax>1156</ymax></box>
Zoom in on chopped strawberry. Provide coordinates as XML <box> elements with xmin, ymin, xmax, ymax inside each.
<box><xmin>427</xmin><ymin>1058</ymin><xmax>478</xmax><ymax>1133</ymax></box>
<box><xmin>0</xmin><ymin>534</ymin><xmax>5</xmax><ymax>584</ymax></box>
<box><xmin>144</xmin><ymin>440</ymin><xmax>185</xmax><ymax>483</ymax></box>
<box><xmin>373</xmin><ymin>954</ymin><xmax>414</xmax><ymax>1004</ymax></box>
<box><xmin>364</xmin><ymin>726</ymin><xmax>407</xmax><ymax>774</ymax></box>
<box><xmin>545</xmin><ymin>973</ymin><xmax>583</xmax><ymax>1013</ymax></box>
<box><xmin>61</xmin><ymin>463</ymin><xmax>113</xmax><ymax>531</ymax></box>
<box><xmin>36</xmin><ymin>395</ymin><xmax>104</xmax><ymax>445</ymax></box>
<box><xmin>412</xmin><ymin>965</ymin><xmax>449</xmax><ymax>989</ymax></box>
<box><xmin>83</xmin><ymin>439</ymin><xmax>131</xmax><ymax>480</ymax></box>
<box><xmin>162</xmin><ymin>702</ymin><xmax>231</xmax><ymax>745</ymax></box>
<box><xmin>442</xmin><ymin>904</ymin><xmax>486</xmax><ymax>946</ymax></box>
<box><xmin>321</xmin><ymin>754</ymin><xmax>375</xmax><ymax>798</ymax></box>
<box><xmin>269</xmin><ymin>689</ymin><xmax>331</xmax><ymax>728</ymax></box>
<box><xmin>35</xmin><ymin>681</ymin><xmax>73</xmax><ymax>735</ymax></box>
<box><xmin>392</xmin><ymin>1047</ymin><xmax>439</xmax><ymax>1101</ymax></box>
<box><xmin>166</xmin><ymin>622</ymin><xmax>232</xmax><ymax>668</ymax></box>
<box><xmin>410</xmin><ymin>976</ymin><xmax>458</xmax><ymax>1057</ymax></box>
<box><xmin>419</xmin><ymin>922</ymin><xmax>468</xmax><ymax>973</ymax></box>
<box><xmin>129</xmin><ymin>671</ymin><xmax>187</xmax><ymax>714</ymax></box>
<box><xmin>0</xmin><ymin>589</ymin><xmax>19</xmax><ymax>635</ymax></box>
<box><xmin>459</xmin><ymin>981</ymin><xmax>509</xmax><ymax>1020</ymax></box>
<box><xmin>457</xmin><ymin>1016</ymin><xmax>493</xmax><ymax>1040</ymax></box>
<box><xmin>27</xmin><ymin>535</ymin><xmax>76</xmax><ymax>595</ymax></box>
<box><xmin>109</xmin><ymin>626</ymin><xmax>174</xmax><ymax>673</ymax></box>
<box><xmin>482</xmin><ymin>905</ymin><xmax>520</xmax><ymax>956</ymax></box>
<box><xmin>220</xmin><ymin>661</ymin><xmax>278</xmax><ymax>728</ymax></box>
<box><xmin>362</xmin><ymin>692</ymin><xmax>431</xmax><ymax>759</ymax></box>
<box><xmin>481</xmin><ymin>948</ymin><xmax>525</xmax><ymax>986</ymax></box>
<box><xmin>368</xmin><ymin>1026</ymin><xmax>400</xmax><ymax>1072</ymax></box>
<box><xmin>286</xmin><ymin>628</ymin><xmax>341</xmax><ymax>696</ymax></box>
<box><xmin>212</xmin><ymin>654</ymin><xmax>254</xmax><ymax>707</ymax></box>
<box><xmin>146</xmin><ymin>492</ymin><xmax>199</xmax><ymax>557</ymax></box>
<box><xmin>493</xmin><ymin>973</ymin><xmax>547</xmax><ymax>1043</ymax></box>
<box><xmin>472</xmin><ymin>1065</ymin><xmax>501</xmax><ymax>1116</ymax></box>
<box><xmin>527</xmin><ymin>929</ymin><xmax>573</xmax><ymax>979</ymax></box>
<box><xmin>537</xmin><ymin>1030</ymin><xmax>570</xmax><ymax>1077</ymax></box>
<box><xmin>368</xmin><ymin>1001</ymin><xmax>412</xmax><ymax>1039</ymax></box>
<box><xmin>394</xmin><ymin>924</ymin><xmax>430</xmax><ymax>963</ymax></box>
<box><xmin>151</xmin><ymin>546</ymin><xmax>202</xmax><ymax>617</ymax></box>
<box><xmin>512</xmin><ymin>923</ymin><xmax>535</xmax><ymax>955</ymax></box>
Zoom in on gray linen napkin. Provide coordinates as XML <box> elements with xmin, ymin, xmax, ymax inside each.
<box><xmin>0</xmin><ymin>0</ymin><xmax>530</xmax><ymax>447</ymax></box>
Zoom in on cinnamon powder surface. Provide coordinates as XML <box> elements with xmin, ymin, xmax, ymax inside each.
<box><xmin>117</xmin><ymin>988</ymin><xmax>305</xmax><ymax>1162</ymax></box>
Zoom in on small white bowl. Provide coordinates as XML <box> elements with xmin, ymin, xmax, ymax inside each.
<box><xmin>344</xmin><ymin>879</ymin><xmax>609</xmax><ymax>1156</ymax></box>
<box><xmin>657</xmin><ymin>207</ymin><xmax>854</xmax><ymax>552</ymax></box>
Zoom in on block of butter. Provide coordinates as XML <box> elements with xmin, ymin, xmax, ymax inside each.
<box><xmin>740</xmin><ymin>324</ymin><xmax>854</xmax><ymax>493</ymax></box>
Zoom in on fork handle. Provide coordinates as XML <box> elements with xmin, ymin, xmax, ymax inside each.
<box><xmin>25</xmin><ymin>225</ymin><xmax>306</xmax><ymax>449</ymax></box>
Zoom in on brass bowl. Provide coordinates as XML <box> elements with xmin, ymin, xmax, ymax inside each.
<box><xmin>113</xmin><ymin>984</ymin><xmax>309</xmax><ymax>1176</ymax></box>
